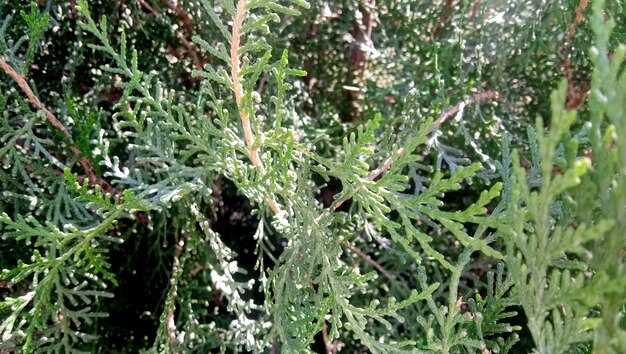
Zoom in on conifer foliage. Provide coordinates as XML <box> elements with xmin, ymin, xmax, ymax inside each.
<box><xmin>1</xmin><ymin>0</ymin><xmax>625</xmax><ymax>353</ymax></box>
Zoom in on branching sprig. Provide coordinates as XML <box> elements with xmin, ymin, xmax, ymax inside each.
<box><xmin>2</xmin><ymin>0</ymin><xmax>625</xmax><ymax>353</ymax></box>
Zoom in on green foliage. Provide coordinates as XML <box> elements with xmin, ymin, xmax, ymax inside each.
<box><xmin>18</xmin><ymin>3</ymin><xmax>49</xmax><ymax>73</ymax></box>
<box><xmin>0</xmin><ymin>171</ymin><xmax>153</xmax><ymax>352</ymax></box>
<box><xmin>1</xmin><ymin>0</ymin><xmax>625</xmax><ymax>353</ymax></box>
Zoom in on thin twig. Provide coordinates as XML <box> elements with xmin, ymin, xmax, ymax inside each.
<box><xmin>332</xmin><ymin>90</ymin><xmax>501</xmax><ymax>211</ymax></box>
<box><xmin>137</xmin><ymin>0</ymin><xmax>158</xmax><ymax>16</ymax></box>
<box><xmin>164</xmin><ymin>0</ymin><xmax>195</xmax><ymax>35</ymax></box>
<box><xmin>567</xmin><ymin>0</ymin><xmax>589</xmax><ymax>43</ymax></box>
<box><xmin>166</xmin><ymin>309</ymin><xmax>177</xmax><ymax>350</ymax></box>
<box><xmin>469</xmin><ymin>0</ymin><xmax>480</xmax><ymax>21</ymax></box>
<box><xmin>230</xmin><ymin>0</ymin><xmax>280</xmax><ymax>214</ymax></box>
<box><xmin>231</xmin><ymin>0</ymin><xmax>256</xmax><ymax>162</ymax></box>
<box><xmin>70</xmin><ymin>0</ymin><xmax>77</xmax><ymax>18</ymax></box>
<box><xmin>0</xmin><ymin>57</ymin><xmax>69</xmax><ymax>137</ymax></box>
<box><xmin>136</xmin><ymin>0</ymin><xmax>203</xmax><ymax>71</ymax></box>
<box><xmin>177</xmin><ymin>32</ymin><xmax>202</xmax><ymax>71</ymax></box>
<box><xmin>255</xmin><ymin>72</ymin><xmax>269</xmax><ymax>93</ymax></box>
<box><xmin>433</xmin><ymin>0</ymin><xmax>455</xmax><ymax>40</ymax></box>
<box><xmin>347</xmin><ymin>244</ymin><xmax>395</xmax><ymax>281</ymax></box>
<box><xmin>269</xmin><ymin>342</ymin><xmax>276</xmax><ymax>354</ymax></box>
<box><xmin>322</xmin><ymin>321</ymin><xmax>333</xmax><ymax>354</ymax></box>
<box><xmin>432</xmin><ymin>91</ymin><xmax>501</xmax><ymax>129</ymax></box>
<box><xmin>561</xmin><ymin>0</ymin><xmax>590</xmax><ymax>110</ymax></box>
<box><xmin>164</xmin><ymin>0</ymin><xmax>204</xmax><ymax>71</ymax></box>
<box><xmin>333</xmin><ymin>147</ymin><xmax>405</xmax><ymax>210</ymax></box>
<box><xmin>345</xmin><ymin>0</ymin><xmax>376</xmax><ymax>121</ymax></box>
<box><xmin>0</xmin><ymin>56</ymin><xmax>117</xmax><ymax>194</ymax></box>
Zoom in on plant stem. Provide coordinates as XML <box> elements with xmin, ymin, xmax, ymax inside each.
<box><xmin>0</xmin><ymin>56</ymin><xmax>70</xmax><ymax>136</ymax></box>
<box><xmin>0</xmin><ymin>56</ymin><xmax>116</xmax><ymax>194</ymax></box>
<box><xmin>333</xmin><ymin>147</ymin><xmax>405</xmax><ymax>210</ymax></box>
<box><xmin>333</xmin><ymin>90</ymin><xmax>501</xmax><ymax>211</ymax></box>
<box><xmin>347</xmin><ymin>243</ymin><xmax>395</xmax><ymax>281</ymax></box>
<box><xmin>432</xmin><ymin>91</ymin><xmax>501</xmax><ymax>128</ymax></box>
<box><xmin>230</xmin><ymin>0</ymin><xmax>280</xmax><ymax>214</ymax></box>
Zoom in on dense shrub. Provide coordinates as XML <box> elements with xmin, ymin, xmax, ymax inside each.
<box><xmin>1</xmin><ymin>0</ymin><xmax>625</xmax><ymax>353</ymax></box>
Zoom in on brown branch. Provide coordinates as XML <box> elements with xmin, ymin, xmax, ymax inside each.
<box><xmin>433</xmin><ymin>91</ymin><xmax>501</xmax><ymax>129</ymax></box>
<box><xmin>364</xmin><ymin>148</ymin><xmax>405</xmax><ymax>183</ymax></box>
<box><xmin>433</xmin><ymin>0</ymin><xmax>455</xmax><ymax>40</ymax></box>
<box><xmin>231</xmin><ymin>0</ymin><xmax>254</xmax><ymax>156</ymax></box>
<box><xmin>189</xmin><ymin>263</ymin><xmax>206</xmax><ymax>277</ymax></box>
<box><xmin>166</xmin><ymin>306</ymin><xmax>178</xmax><ymax>351</ymax></box>
<box><xmin>347</xmin><ymin>244</ymin><xmax>395</xmax><ymax>281</ymax></box>
<box><xmin>164</xmin><ymin>0</ymin><xmax>195</xmax><ymax>35</ymax></box>
<box><xmin>230</xmin><ymin>0</ymin><xmax>280</xmax><ymax>214</ymax></box>
<box><xmin>137</xmin><ymin>0</ymin><xmax>159</xmax><ymax>16</ymax></box>
<box><xmin>177</xmin><ymin>32</ymin><xmax>202</xmax><ymax>71</ymax></box>
<box><xmin>344</xmin><ymin>0</ymin><xmax>376</xmax><ymax>122</ymax></box>
<box><xmin>0</xmin><ymin>56</ymin><xmax>117</xmax><ymax>195</ymax></box>
<box><xmin>469</xmin><ymin>0</ymin><xmax>480</xmax><ymax>21</ymax></box>
<box><xmin>560</xmin><ymin>0</ymin><xmax>590</xmax><ymax>110</ymax></box>
<box><xmin>70</xmin><ymin>0</ymin><xmax>77</xmax><ymax>18</ymax></box>
<box><xmin>163</xmin><ymin>0</ymin><xmax>204</xmax><ymax>70</ymax></box>
<box><xmin>0</xmin><ymin>57</ymin><xmax>70</xmax><ymax>137</ymax></box>
<box><xmin>136</xmin><ymin>0</ymin><xmax>204</xmax><ymax>71</ymax></box>
<box><xmin>321</xmin><ymin>321</ymin><xmax>345</xmax><ymax>353</ymax></box>
<box><xmin>567</xmin><ymin>0</ymin><xmax>589</xmax><ymax>43</ymax></box>
<box><xmin>322</xmin><ymin>321</ymin><xmax>333</xmax><ymax>354</ymax></box>
<box><xmin>255</xmin><ymin>72</ymin><xmax>269</xmax><ymax>94</ymax></box>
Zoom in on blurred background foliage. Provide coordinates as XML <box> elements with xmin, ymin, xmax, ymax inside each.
<box><xmin>1</xmin><ymin>0</ymin><xmax>624</xmax><ymax>353</ymax></box>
